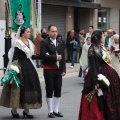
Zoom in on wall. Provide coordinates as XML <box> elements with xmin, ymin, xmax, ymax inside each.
<box><xmin>0</xmin><ymin>0</ymin><xmax>5</xmax><ymax>20</ymax></box>
<box><xmin>0</xmin><ymin>20</ymin><xmax>5</xmax><ymax>68</ymax></box>
<box><xmin>65</xmin><ymin>7</ymin><xmax>74</xmax><ymax>34</ymax></box>
<box><xmin>96</xmin><ymin>0</ymin><xmax>120</xmax><ymax>33</ymax></box>
<box><xmin>96</xmin><ymin>0</ymin><xmax>120</xmax><ymax>8</ymax></box>
<box><xmin>78</xmin><ymin>8</ymin><xmax>93</xmax><ymax>33</ymax></box>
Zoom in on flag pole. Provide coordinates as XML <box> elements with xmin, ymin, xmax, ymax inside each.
<box><xmin>38</xmin><ymin>0</ymin><xmax>41</xmax><ymax>32</ymax></box>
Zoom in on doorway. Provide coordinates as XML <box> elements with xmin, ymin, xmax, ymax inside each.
<box><xmin>74</xmin><ymin>7</ymin><xmax>79</xmax><ymax>34</ymax></box>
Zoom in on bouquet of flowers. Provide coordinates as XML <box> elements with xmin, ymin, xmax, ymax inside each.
<box><xmin>97</xmin><ymin>74</ymin><xmax>110</xmax><ymax>89</ymax></box>
<box><xmin>86</xmin><ymin>74</ymin><xmax>110</xmax><ymax>102</ymax></box>
<box><xmin>1</xmin><ymin>65</ymin><xmax>23</xmax><ymax>87</ymax></box>
<box><xmin>9</xmin><ymin>64</ymin><xmax>20</xmax><ymax>73</ymax></box>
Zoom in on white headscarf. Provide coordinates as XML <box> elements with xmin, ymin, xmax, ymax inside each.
<box><xmin>79</xmin><ymin>42</ymin><xmax>91</xmax><ymax>70</ymax></box>
<box><xmin>8</xmin><ymin>27</ymin><xmax>21</xmax><ymax>62</ymax></box>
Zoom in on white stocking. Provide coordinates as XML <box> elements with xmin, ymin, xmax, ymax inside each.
<box><xmin>46</xmin><ymin>98</ymin><xmax>53</xmax><ymax>113</ymax></box>
<box><xmin>53</xmin><ymin>97</ymin><xmax>60</xmax><ymax>113</ymax></box>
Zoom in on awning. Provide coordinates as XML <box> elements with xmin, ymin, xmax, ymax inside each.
<box><xmin>42</xmin><ymin>0</ymin><xmax>101</xmax><ymax>9</ymax></box>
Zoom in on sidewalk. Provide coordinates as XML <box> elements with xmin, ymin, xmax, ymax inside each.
<box><xmin>0</xmin><ymin>63</ymin><xmax>80</xmax><ymax>88</ymax></box>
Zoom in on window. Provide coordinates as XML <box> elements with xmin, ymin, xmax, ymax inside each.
<box><xmin>98</xmin><ymin>9</ymin><xmax>110</xmax><ymax>31</ymax></box>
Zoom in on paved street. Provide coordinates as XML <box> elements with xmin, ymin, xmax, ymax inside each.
<box><xmin>0</xmin><ymin>63</ymin><xmax>84</xmax><ymax>120</ymax></box>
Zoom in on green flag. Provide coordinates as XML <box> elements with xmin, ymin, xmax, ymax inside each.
<box><xmin>10</xmin><ymin>0</ymin><xmax>31</xmax><ymax>31</ymax></box>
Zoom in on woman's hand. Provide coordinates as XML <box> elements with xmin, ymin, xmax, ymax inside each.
<box><xmin>95</xmin><ymin>84</ymin><xmax>99</xmax><ymax>90</ymax></box>
<box><xmin>46</xmin><ymin>52</ymin><xmax>49</xmax><ymax>55</ymax></box>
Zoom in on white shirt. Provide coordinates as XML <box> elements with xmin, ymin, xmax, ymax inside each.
<box><xmin>85</xmin><ymin>33</ymin><xmax>92</xmax><ymax>42</ymax></box>
<box><xmin>50</xmin><ymin>38</ymin><xmax>56</xmax><ymax>46</ymax></box>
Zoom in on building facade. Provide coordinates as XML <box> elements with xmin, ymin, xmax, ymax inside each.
<box><xmin>96</xmin><ymin>0</ymin><xmax>120</xmax><ymax>34</ymax></box>
<box><xmin>41</xmin><ymin>0</ymin><xmax>120</xmax><ymax>38</ymax></box>
<box><xmin>1</xmin><ymin>0</ymin><xmax>120</xmax><ymax>38</ymax></box>
<box><xmin>0</xmin><ymin>0</ymin><xmax>120</xmax><ymax>67</ymax></box>
<box><xmin>41</xmin><ymin>0</ymin><xmax>101</xmax><ymax>39</ymax></box>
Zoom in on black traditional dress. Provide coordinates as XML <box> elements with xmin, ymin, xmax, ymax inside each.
<box><xmin>78</xmin><ymin>44</ymin><xmax>120</xmax><ymax>120</ymax></box>
<box><xmin>0</xmin><ymin>39</ymin><xmax>42</xmax><ymax>109</ymax></box>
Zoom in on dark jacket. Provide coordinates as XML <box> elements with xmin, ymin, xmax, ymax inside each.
<box><xmin>40</xmin><ymin>37</ymin><xmax>66</xmax><ymax>73</ymax></box>
<box><xmin>66</xmin><ymin>35</ymin><xmax>79</xmax><ymax>51</ymax></box>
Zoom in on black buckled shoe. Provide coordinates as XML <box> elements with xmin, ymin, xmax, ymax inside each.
<box><xmin>48</xmin><ymin>113</ymin><xmax>55</xmax><ymax>118</ymax></box>
<box><xmin>23</xmin><ymin>111</ymin><xmax>34</xmax><ymax>119</ymax></box>
<box><xmin>11</xmin><ymin>110</ymin><xmax>19</xmax><ymax>118</ymax></box>
<box><xmin>53</xmin><ymin>112</ymin><xmax>63</xmax><ymax>117</ymax></box>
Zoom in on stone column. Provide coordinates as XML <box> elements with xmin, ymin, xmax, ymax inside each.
<box><xmin>66</xmin><ymin>7</ymin><xmax>74</xmax><ymax>34</ymax></box>
<box><xmin>93</xmin><ymin>9</ymin><xmax>98</xmax><ymax>30</ymax></box>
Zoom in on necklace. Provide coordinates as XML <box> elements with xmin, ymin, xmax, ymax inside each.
<box><xmin>20</xmin><ymin>38</ymin><xmax>29</xmax><ymax>47</ymax></box>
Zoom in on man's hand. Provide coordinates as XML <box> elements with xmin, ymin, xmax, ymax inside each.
<box><xmin>70</xmin><ymin>40</ymin><xmax>74</xmax><ymax>44</ymax></box>
<box><xmin>61</xmin><ymin>72</ymin><xmax>66</xmax><ymax>76</ymax></box>
<box><xmin>57</xmin><ymin>55</ymin><xmax>62</xmax><ymax>61</ymax></box>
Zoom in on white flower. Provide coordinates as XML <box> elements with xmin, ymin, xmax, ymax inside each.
<box><xmin>97</xmin><ymin>88</ymin><xmax>103</xmax><ymax>96</ymax></box>
<box><xmin>97</xmin><ymin>74</ymin><xmax>110</xmax><ymax>87</ymax></box>
<box><xmin>9</xmin><ymin>65</ymin><xmax>20</xmax><ymax>73</ymax></box>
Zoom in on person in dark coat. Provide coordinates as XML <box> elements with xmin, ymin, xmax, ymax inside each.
<box><xmin>57</xmin><ymin>34</ymin><xmax>66</xmax><ymax>49</ymax></box>
<box><xmin>41</xmin><ymin>28</ymin><xmax>49</xmax><ymax>39</ymax></box>
<box><xmin>32</xmin><ymin>25</ymin><xmax>66</xmax><ymax>118</ymax></box>
<box><xmin>66</xmin><ymin>30</ymin><xmax>79</xmax><ymax>63</ymax></box>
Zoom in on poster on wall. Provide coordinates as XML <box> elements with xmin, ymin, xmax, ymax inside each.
<box><xmin>0</xmin><ymin>20</ymin><xmax>5</xmax><ymax>68</ymax></box>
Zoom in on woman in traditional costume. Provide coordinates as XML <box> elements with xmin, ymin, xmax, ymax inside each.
<box><xmin>0</xmin><ymin>26</ymin><xmax>42</xmax><ymax>119</ymax></box>
<box><xmin>79</xmin><ymin>37</ymin><xmax>91</xmax><ymax>78</ymax></box>
<box><xmin>78</xmin><ymin>30</ymin><xmax>120</xmax><ymax>120</ymax></box>
<box><xmin>110</xmin><ymin>34</ymin><xmax>120</xmax><ymax>76</ymax></box>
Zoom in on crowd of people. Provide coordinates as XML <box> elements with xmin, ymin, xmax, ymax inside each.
<box><xmin>0</xmin><ymin>24</ymin><xmax>120</xmax><ymax>120</ymax></box>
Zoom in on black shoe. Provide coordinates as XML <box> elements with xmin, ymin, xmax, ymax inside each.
<box><xmin>11</xmin><ymin>110</ymin><xmax>19</xmax><ymax>118</ymax></box>
<box><xmin>23</xmin><ymin>111</ymin><xmax>34</xmax><ymax>119</ymax></box>
<box><xmin>48</xmin><ymin>113</ymin><xmax>55</xmax><ymax>118</ymax></box>
<box><xmin>53</xmin><ymin>112</ymin><xmax>63</xmax><ymax>117</ymax></box>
